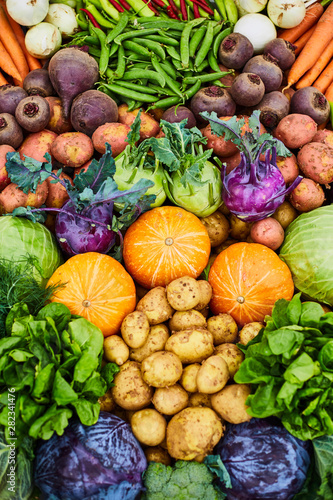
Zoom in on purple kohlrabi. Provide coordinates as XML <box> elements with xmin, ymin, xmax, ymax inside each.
<box><xmin>222</xmin><ymin>148</ymin><xmax>301</xmax><ymax>222</ymax></box>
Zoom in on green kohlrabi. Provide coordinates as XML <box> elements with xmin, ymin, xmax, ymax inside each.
<box><xmin>114</xmin><ymin>110</ymin><xmax>167</xmax><ymax>208</ymax></box>
<box><xmin>149</xmin><ymin>120</ymin><xmax>222</xmax><ymax>217</ymax></box>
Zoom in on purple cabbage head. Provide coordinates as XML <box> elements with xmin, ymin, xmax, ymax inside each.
<box><xmin>55</xmin><ymin>201</ymin><xmax>116</xmax><ymax>256</ymax></box>
<box><xmin>222</xmin><ymin>148</ymin><xmax>302</xmax><ymax>222</ymax></box>
<box><xmin>34</xmin><ymin>412</ymin><xmax>147</xmax><ymax>500</ymax></box>
<box><xmin>216</xmin><ymin>418</ymin><xmax>311</xmax><ymax>500</ymax></box>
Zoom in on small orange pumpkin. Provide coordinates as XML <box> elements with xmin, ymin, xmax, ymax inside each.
<box><xmin>208</xmin><ymin>242</ymin><xmax>294</xmax><ymax>326</ymax></box>
<box><xmin>47</xmin><ymin>252</ymin><xmax>136</xmax><ymax>337</ymax></box>
<box><xmin>123</xmin><ymin>206</ymin><xmax>211</xmax><ymax>289</ymax></box>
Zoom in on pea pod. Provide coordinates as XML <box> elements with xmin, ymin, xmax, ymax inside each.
<box><xmin>137</xmin><ymin>19</ymin><xmax>185</xmax><ymax>30</ymax></box>
<box><xmin>138</xmin><ymin>39</ymin><xmax>166</xmax><ymax>60</ymax></box>
<box><xmin>100</xmin><ymin>83</ymin><xmax>159</xmax><ymax>103</ymax></box>
<box><xmin>160</xmin><ymin>60</ymin><xmax>179</xmax><ymax>80</ymax></box>
<box><xmin>180</xmin><ymin>18</ymin><xmax>206</xmax><ymax>69</ymax></box>
<box><xmin>121</xmin><ymin>69</ymin><xmax>166</xmax><ymax>87</ymax></box>
<box><xmin>145</xmin><ymin>34</ymin><xmax>180</xmax><ymax>46</ymax></box>
<box><xmin>207</xmin><ymin>49</ymin><xmax>221</xmax><ymax>73</ymax></box>
<box><xmin>123</xmin><ymin>40</ymin><xmax>151</xmax><ymax>58</ymax></box>
<box><xmin>213</xmin><ymin>26</ymin><xmax>233</xmax><ymax>58</ymax></box>
<box><xmin>105</xmin><ymin>12</ymin><xmax>129</xmax><ymax>44</ymax></box>
<box><xmin>151</xmin><ymin>54</ymin><xmax>183</xmax><ymax>98</ymax></box>
<box><xmin>150</xmin><ymin>96</ymin><xmax>183</xmax><ymax>109</ymax></box>
<box><xmin>114</xmin><ymin>28</ymin><xmax>162</xmax><ymax>45</ymax></box>
<box><xmin>184</xmin><ymin>79</ymin><xmax>202</xmax><ymax>99</ymax></box>
<box><xmin>194</xmin><ymin>21</ymin><xmax>214</xmax><ymax>69</ymax></box>
<box><xmin>91</xmin><ymin>27</ymin><xmax>109</xmax><ymax>75</ymax></box>
<box><xmin>189</xmin><ymin>25</ymin><xmax>206</xmax><ymax>59</ymax></box>
<box><xmin>166</xmin><ymin>46</ymin><xmax>181</xmax><ymax>61</ymax></box>
<box><xmin>182</xmin><ymin>70</ymin><xmax>232</xmax><ymax>84</ymax></box>
<box><xmin>115</xmin><ymin>45</ymin><xmax>126</xmax><ymax>79</ymax></box>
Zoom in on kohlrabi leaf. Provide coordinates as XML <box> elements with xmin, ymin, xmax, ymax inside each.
<box><xmin>149</xmin><ymin>137</ymin><xmax>180</xmax><ymax>172</ymax></box>
<box><xmin>94</xmin><ymin>177</ymin><xmax>154</xmax><ymax>211</ymax></box>
<box><xmin>5</xmin><ymin>152</ymin><xmax>53</xmax><ymax>194</ymax></box>
<box><xmin>73</xmin><ymin>144</ymin><xmax>116</xmax><ymax>194</ymax></box>
<box><xmin>10</xmin><ymin>207</ymin><xmax>47</xmax><ymax>224</ymax></box>
<box><xmin>126</xmin><ymin>109</ymin><xmax>142</xmax><ymax>147</ymax></box>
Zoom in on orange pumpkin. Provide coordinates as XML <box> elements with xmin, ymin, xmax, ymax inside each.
<box><xmin>123</xmin><ymin>206</ymin><xmax>211</xmax><ymax>289</ymax></box>
<box><xmin>47</xmin><ymin>252</ymin><xmax>136</xmax><ymax>337</ymax></box>
<box><xmin>208</xmin><ymin>242</ymin><xmax>294</xmax><ymax>326</ymax></box>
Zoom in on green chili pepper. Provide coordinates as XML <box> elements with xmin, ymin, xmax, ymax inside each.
<box><xmin>76</xmin><ymin>12</ymin><xmax>89</xmax><ymax>30</ymax></box>
<box><xmin>85</xmin><ymin>5</ymin><xmax>115</xmax><ymax>28</ymax></box>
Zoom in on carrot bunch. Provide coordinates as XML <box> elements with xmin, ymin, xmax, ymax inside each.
<box><xmin>0</xmin><ymin>1</ymin><xmax>41</xmax><ymax>87</ymax></box>
<box><xmin>279</xmin><ymin>1</ymin><xmax>333</xmax><ymax>94</ymax></box>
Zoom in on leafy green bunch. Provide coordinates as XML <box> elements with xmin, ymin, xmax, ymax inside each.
<box><xmin>235</xmin><ymin>293</ymin><xmax>333</xmax><ymax>440</ymax></box>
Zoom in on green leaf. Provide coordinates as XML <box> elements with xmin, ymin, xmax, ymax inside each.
<box><xmin>127</xmin><ymin>109</ymin><xmax>142</xmax><ymax>147</ymax></box>
<box><xmin>0</xmin><ymin>337</ymin><xmax>23</xmax><ymax>357</ymax></box>
<box><xmin>37</xmin><ymin>303</ymin><xmax>72</xmax><ymax>331</ymax></box>
<box><xmin>5</xmin><ymin>302</ymin><xmax>30</xmax><ymax>335</ymax></box>
<box><xmin>300</xmin><ymin>301</ymin><xmax>325</xmax><ymax>328</ymax></box>
<box><xmin>19</xmin><ymin>393</ymin><xmax>45</xmax><ymax>426</ymax></box>
<box><xmin>68</xmin><ymin>318</ymin><xmax>104</xmax><ymax>358</ymax></box>
<box><xmin>71</xmin><ymin>398</ymin><xmax>100</xmax><ymax>426</ymax></box>
<box><xmin>31</xmin><ymin>363</ymin><xmax>55</xmax><ymax>400</ymax></box>
<box><xmin>28</xmin><ymin>403</ymin><xmax>72</xmax><ymax>440</ymax></box>
<box><xmin>313</xmin><ymin>435</ymin><xmax>333</xmax><ymax>499</ymax></box>
<box><xmin>52</xmin><ymin>370</ymin><xmax>78</xmax><ymax>406</ymax></box>
<box><xmin>8</xmin><ymin>349</ymin><xmax>34</xmax><ymax>362</ymax></box>
<box><xmin>246</xmin><ymin>380</ymin><xmax>282</xmax><ymax>418</ymax></box>
<box><xmin>80</xmin><ymin>372</ymin><xmax>107</xmax><ymax>398</ymax></box>
<box><xmin>149</xmin><ymin>137</ymin><xmax>180</xmax><ymax>171</ymax></box>
<box><xmin>204</xmin><ymin>455</ymin><xmax>232</xmax><ymax>489</ymax></box>
<box><xmin>73</xmin><ymin>143</ymin><xmax>116</xmax><ymax>195</ymax></box>
<box><xmin>234</xmin><ymin>357</ymin><xmax>272</xmax><ymax>384</ymax></box>
<box><xmin>10</xmin><ymin>206</ymin><xmax>47</xmax><ymax>223</ymax></box>
<box><xmin>284</xmin><ymin>352</ymin><xmax>320</xmax><ymax>384</ymax></box>
<box><xmin>286</xmin><ymin>292</ymin><xmax>302</xmax><ymax>325</ymax></box>
<box><xmin>318</xmin><ymin>341</ymin><xmax>333</xmax><ymax>372</ymax></box>
<box><xmin>267</xmin><ymin>328</ymin><xmax>304</xmax><ymax>355</ymax></box>
<box><xmin>101</xmin><ymin>362</ymin><xmax>120</xmax><ymax>389</ymax></box>
<box><xmin>5</xmin><ymin>151</ymin><xmax>53</xmax><ymax>194</ymax></box>
<box><xmin>272</xmin><ymin>299</ymin><xmax>290</xmax><ymax>328</ymax></box>
<box><xmin>73</xmin><ymin>352</ymin><xmax>98</xmax><ymax>383</ymax></box>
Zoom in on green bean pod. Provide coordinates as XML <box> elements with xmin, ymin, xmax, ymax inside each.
<box><xmin>194</xmin><ymin>21</ymin><xmax>214</xmax><ymax>70</ymax></box>
<box><xmin>101</xmin><ymin>83</ymin><xmax>159</xmax><ymax>102</ymax></box>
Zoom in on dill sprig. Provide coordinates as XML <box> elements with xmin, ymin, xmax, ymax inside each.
<box><xmin>0</xmin><ymin>256</ymin><xmax>63</xmax><ymax>338</ymax></box>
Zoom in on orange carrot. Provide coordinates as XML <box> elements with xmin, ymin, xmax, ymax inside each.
<box><xmin>313</xmin><ymin>59</ymin><xmax>333</xmax><ymax>93</ymax></box>
<box><xmin>286</xmin><ymin>2</ymin><xmax>333</xmax><ymax>88</ymax></box>
<box><xmin>278</xmin><ymin>3</ymin><xmax>324</xmax><ymax>43</ymax></box>
<box><xmin>296</xmin><ymin>38</ymin><xmax>333</xmax><ymax>88</ymax></box>
<box><xmin>0</xmin><ymin>70</ymin><xmax>8</xmax><ymax>85</ymax></box>
<box><xmin>0</xmin><ymin>39</ymin><xmax>22</xmax><ymax>81</ymax></box>
<box><xmin>2</xmin><ymin>6</ymin><xmax>42</xmax><ymax>71</ymax></box>
<box><xmin>0</xmin><ymin>6</ymin><xmax>29</xmax><ymax>81</ymax></box>
<box><xmin>294</xmin><ymin>25</ymin><xmax>316</xmax><ymax>56</ymax></box>
<box><xmin>325</xmin><ymin>79</ymin><xmax>333</xmax><ymax>101</ymax></box>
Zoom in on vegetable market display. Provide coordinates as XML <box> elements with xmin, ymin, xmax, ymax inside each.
<box><xmin>1</xmin><ymin>0</ymin><xmax>333</xmax><ymax>499</ymax></box>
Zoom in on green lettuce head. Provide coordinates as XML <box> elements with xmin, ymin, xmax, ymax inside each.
<box><xmin>0</xmin><ymin>216</ymin><xmax>63</xmax><ymax>286</ymax></box>
<box><xmin>279</xmin><ymin>205</ymin><xmax>333</xmax><ymax>306</ymax></box>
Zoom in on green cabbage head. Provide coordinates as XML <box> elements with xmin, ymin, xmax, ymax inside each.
<box><xmin>279</xmin><ymin>205</ymin><xmax>333</xmax><ymax>306</ymax></box>
<box><xmin>0</xmin><ymin>216</ymin><xmax>63</xmax><ymax>287</ymax></box>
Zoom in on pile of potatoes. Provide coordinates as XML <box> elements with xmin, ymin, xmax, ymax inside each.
<box><xmin>99</xmin><ymin>275</ymin><xmax>264</xmax><ymax>465</ymax></box>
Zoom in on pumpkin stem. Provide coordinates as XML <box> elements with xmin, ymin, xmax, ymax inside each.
<box><xmin>165</xmin><ymin>237</ymin><xmax>173</xmax><ymax>246</ymax></box>
<box><xmin>82</xmin><ymin>299</ymin><xmax>91</xmax><ymax>307</ymax></box>
<box><xmin>237</xmin><ymin>296</ymin><xmax>245</xmax><ymax>304</ymax></box>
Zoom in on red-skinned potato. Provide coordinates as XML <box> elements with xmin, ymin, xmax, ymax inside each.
<box><xmin>51</xmin><ymin>132</ymin><xmax>94</xmax><ymax>168</ymax></box>
<box><xmin>289</xmin><ymin>178</ymin><xmax>325</xmax><ymax>212</ymax></box>
<box><xmin>250</xmin><ymin>217</ymin><xmax>285</xmax><ymax>250</ymax></box>
<box><xmin>92</xmin><ymin>122</ymin><xmax>131</xmax><ymax>156</ymax></box>
<box><xmin>202</xmin><ymin>117</ymin><xmax>238</xmax><ymax>157</ymax></box>
<box><xmin>0</xmin><ymin>145</ymin><xmax>15</xmax><ymax>192</ymax></box>
<box><xmin>0</xmin><ymin>181</ymin><xmax>48</xmax><ymax>214</ymax></box>
<box><xmin>276</xmin><ymin>154</ymin><xmax>300</xmax><ymax>185</ymax></box>
<box><xmin>73</xmin><ymin>159</ymin><xmax>94</xmax><ymax>178</ymax></box>
<box><xmin>45</xmin><ymin>96</ymin><xmax>73</xmax><ymax>134</ymax></box>
<box><xmin>275</xmin><ymin>114</ymin><xmax>317</xmax><ymax>149</ymax></box>
<box><xmin>118</xmin><ymin>105</ymin><xmax>160</xmax><ymax>140</ymax></box>
<box><xmin>45</xmin><ymin>170</ymin><xmax>73</xmax><ymax>208</ymax></box>
<box><xmin>297</xmin><ymin>142</ymin><xmax>333</xmax><ymax>184</ymax></box>
<box><xmin>312</xmin><ymin>129</ymin><xmax>333</xmax><ymax>148</ymax></box>
<box><xmin>19</xmin><ymin>130</ymin><xmax>58</xmax><ymax>162</ymax></box>
<box><xmin>219</xmin><ymin>151</ymin><xmax>242</xmax><ymax>174</ymax></box>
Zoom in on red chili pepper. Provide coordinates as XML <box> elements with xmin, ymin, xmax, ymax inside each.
<box><xmin>166</xmin><ymin>5</ymin><xmax>180</xmax><ymax>18</ymax></box>
<box><xmin>80</xmin><ymin>8</ymin><xmax>101</xmax><ymax>29</ymax></box>
<box><xmin>190</xmin><ymin>0</ymin><xmax>214</xmax><ymax>14</ymax></box>
<box><xmin>151</xmin><ymin>0</ymin><xmax>165</xmax><ymax>7</ymax></box>
<box><xmin>108</xmin><ymin>0</ymin><xmax>124</xmax><ymax>12</ymax></box>
<box><xmin>117</xmin><ymin>0</ymin><xmax>132</xmax><ymax>9</ymax></box>
<box><xmin>168</xmin><ymin>0</ymin><xmax>180</xmax><ymax>14</ymax></box>
<box><xmin>142</xmin><ymin>0</ymin><xmax>160</xmax><ymax>14</ymax></box>
<box><xmin>179</xmin><ymin>0</ymin><xmax>188</xmax><ymax>19</ymax></box>
<box><xmin>192</xmin><ymin>2</ymin><xmax>200</xmax><ymax>17</ymax></box>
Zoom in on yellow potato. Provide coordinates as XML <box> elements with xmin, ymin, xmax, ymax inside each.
<box><xmin>165</xmin><ymin>328</ymin><xmax>214</xmax><ymax>363</ymax></box>
<box><xmin>188</xmin><ymin>392</ymin><xmax>212</xmax><ymax>408</ymax></box>
<box><xmin>144</xmin><ymin>446</ymin><xmax>172</xmax><ymax>466</ymax></box>
<box><xmin>103</xmin><ymin>335</ymin><xmax>129</xmax><ymax>365</ymax></box>
<box><xmin>111</xmin><ymin>361</ymin><xmax>153</xmax><ymax>410</ymax></box>
<box><xmin>166</xmin><ymin>407</ymin><xmax>224</xmax><ymax>461</ymax></box>
<box><xmin>272</xmin><ymin>200</ymin><xmax>298</xmax><ymax>229</ymax></box>
<box><xmin>141</xmin><ymin>351</ymin><xmax>183</xmax><ymax>387</ymax></box>
<box><xmin>207</xmin><ymin>314</ymin><xmax>238</xmax><ymax>345</ymax></box>
<box><xmin>215</xmin><ymin>238</ymin><xmax>238</xmax><ymax>254</ymax></box>
<box><xmin>195</xmin><ymin>280</ymin><xmax>213</xmax><ymax>311</ymax></box>
<box><xmin>229</xmin><ymin>214</ymin><xmax>252</xmax><ymax>241</ymax></box>
<box><xmin>180</xmin><ymin>363</ymin><xmax>201</xmax><ymax>393</ymax></box>
<box><xmin>131</xmin><ymin>409</ymin><xmax>167</xmax><ymax>446</ymax></box>
<box><xmin>200</xmin><ymin>212</ymin><xmax>230</xmax><ymax>247</ymax></box>
<box><xmin>136</xmin><ymin>286</ymin><xmax>174</xmax><ymax>325</ymax></box>
<box><xmin>129</xmin><ymin>324</ymin><xmax>169</xmax><ymax>362</ymax></box>
<box><xmin>169</xmin><ymin>309</ymin><xmax>206</xmax><ymax>332</ymax></box>
<box><xmin>239</xmin><ymin>322</ymin><xmax>263</xmax><ymax>345</ymax></box>
<box><xmin>121</xmin><ymin>311</ymin><xmax>150</xmax><ymax>348</ymax></box>
<box><xmin>166</xmin><ymin>276</ymin><xmax>201</xmax><ymax>311</ymax></box>
<box><xmin>98</xmin><ymin>389</ymin><xmax>115</xmax><ymax>412</ymax></box>
<box><xmin>215</xmin><ymin>343</ymin><xmax>244</xmax><ymax>378</ymax></box>
<box><xmin>211</xmin><ymin>384</ymin><xmax>252</xmax><ymax>424</ymax></box>
<box><xmin>196</xmin><ymin>355</ymin><xmax>230</xmax><ymax>394</ymax></box>
<box><xmin>152</xmin><ymin>384</ymin><xmax>189</xmax><ymax>415</ymax></box>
